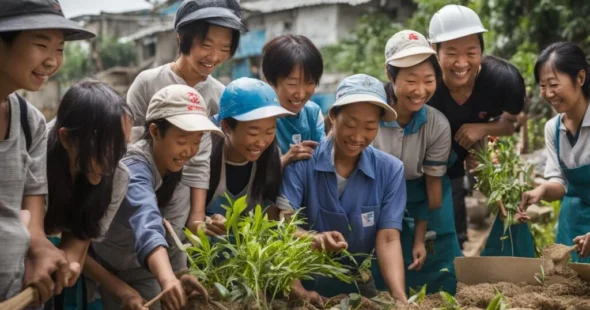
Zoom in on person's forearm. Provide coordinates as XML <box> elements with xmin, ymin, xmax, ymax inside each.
<box><xmin>83</xmin><ymin>256</ymin><xmax>139</xmax><ymax>299</ymax></box>
<box><xmin>146</xmin><ymin>246</ymin><xmax>177</xmax><ymax>286</ymax></box>
<box><xmin>187</xmin><ymin>187</ymin><xmax>207</xmax><ymax>226</ymax></box>
<box><xmin>60</xmin><ymin>233</ymin><xmax>90</xmax><ymax>267</ymax></box>
<box><xmin>425</xmin><ymin>175</ymin><xmax>442</xmax><ymax>210</ymax></box>
<box><xmin>541</xmin><ymin>182</ymin><xmax>567</xmax><ymax>202</ymax></box>
<box><xmin>413</xmin><ymin>220</ymin><xmax>427</xmax><ymax>245</ymax></box>
<box><xmin>376</xmin><ymin>231</ymin><xmax>406</xmax><ymax>301</ymax></box>
<box><xmin>22</xmin><ymin>195</ymin><xmax>47</xmax><ymax>238</ymax></box>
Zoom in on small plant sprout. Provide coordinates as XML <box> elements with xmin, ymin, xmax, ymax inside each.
<box><xmin>408</xmin><ymin>284</ymin><xmax>427</xmax><ymax>304</ymax></box>
<box><xmin>436</xmin><ymin>291</ymin><xmax>463</xmax><ymax>310</ymax></box>
<box><xmin>486</xmin><ymin>289</ymin><xmax>509</xmax><ymax>310</ymax></box>
<box><xmin>534</xmin><ymin>264</ymin><xmax>546</xmax><ymax>287</ymax></box>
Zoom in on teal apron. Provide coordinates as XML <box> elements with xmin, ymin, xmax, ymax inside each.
<box><xmin>47</xmin><ymin>236</ymin><xmax>103</xmax><ymax>310</ymax></box>
<box><xmin>372</xmin><ymin>176</ymin><xmax>462</xmax><ymax>295</ymax></box>
<box><xmin>553</xmin><ymin>115</ymin><xmax>590</xmax><ymax>263</ymax></box>
<box><xmin>481</xmin><ymin>215</ymin><xmax>535</xmax><ymax>257</ymax></box>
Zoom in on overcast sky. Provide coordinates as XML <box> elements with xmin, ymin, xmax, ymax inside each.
<box><xmin>59</xmin><ymin>0</ymin><xmax>156</xmax><ymax>18</ymax></box>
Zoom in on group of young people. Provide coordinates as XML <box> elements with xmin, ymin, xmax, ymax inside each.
<box><xmin>2</xmin><ymin>0</ymin><xmax>590</xmax><ymax>309</ymax></box>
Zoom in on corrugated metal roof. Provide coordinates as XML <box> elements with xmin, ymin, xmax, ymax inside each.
<box><xmin>241</xmin><ymin>0</ymin><xmax>373</xmax><ymax>13</ymax></box>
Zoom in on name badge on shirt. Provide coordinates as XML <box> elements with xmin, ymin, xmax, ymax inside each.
<box><xmin>292</xmin><ymin>134</ymin><xmax>302</xmax><ymax>145</ymax></box>
<box><xmin>362</xmin><ymin>211</ymin><xmax>375</xmax><ymax>227</ymax></box>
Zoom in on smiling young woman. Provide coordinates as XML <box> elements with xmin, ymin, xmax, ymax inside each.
<box><xmin>0</xmin><ymin>0</ymin><xmax>94</xmax><ymax>305</ymax></box>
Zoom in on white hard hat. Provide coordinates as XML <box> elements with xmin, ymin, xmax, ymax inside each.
<box><xmin>428</xmin><ymin>4</ymin><xmax>487</xmax><ymax>44</ymax></box>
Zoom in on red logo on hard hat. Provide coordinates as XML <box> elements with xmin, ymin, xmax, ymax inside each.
<box><xmin>408</xmin><ymin>33</ymin><xmax>419</xmax><ymax>41</ymax></box>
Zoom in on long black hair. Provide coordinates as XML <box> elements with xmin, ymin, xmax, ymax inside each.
<box><xmin>206</xmin><ymin>118</ymin><xmax>282</xmax><ymax>209</ymax></box>
<box><xmin>480</xmin><ymin>55</ymin><xmax>526</xmax><ymax>113</ymax></box>
<box><xmin>534</xmin><ymin>42</ymin><xmax>590</xmax><ymax>99</ymax></box>
<box><xmin>141</xmin><ymin>119</ymin><xmax>183</xmax><ymax>209</ymax></box>
<box><xmin>45</xmin><ymin>81</ymin><xmax>127</xmax><ymax>239</ymax></box>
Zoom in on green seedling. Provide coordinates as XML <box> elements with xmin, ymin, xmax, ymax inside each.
<box><xmin>436</xmin><ymin>291</ymin><xmax>463</xmax><ymax>310</ymax></box>
<box><xmin>534</xmin><ymin>264</ymin><xmax>546</xmax><ymax>287</ymax></box>
<box><xmin>440</xmin><ymin>268</ymin><xmax>450</xmax><ymax>272</ymax></box>
<box><xmin>408</xmin><ymin>284</ymin><xmax>427</xmax><ymax>305</ymax></box>
<box><xmin>486</xmin><ymin>289</ymin><xmax>508</xmax><ymax>310</ymax></box>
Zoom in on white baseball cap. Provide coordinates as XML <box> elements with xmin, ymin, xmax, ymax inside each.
<box><xmin>146</xmin><ymin>85</ymin><xmax>222</xmax><ymax>136</ymax></box>
<box><xmin>385</xmin><ymin>30</ymin><xmax>436</xmax><ymax>68</ymax></box>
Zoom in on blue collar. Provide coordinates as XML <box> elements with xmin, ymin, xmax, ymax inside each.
<box><xmin>380</xmin><ymin>105</ymin><xmax>428</xmax><ymax>135</ymax></box>
<box><xmin>313</xmin><ymin>138</ymin><xmax>376</xmax><ymax>179</ymax></box>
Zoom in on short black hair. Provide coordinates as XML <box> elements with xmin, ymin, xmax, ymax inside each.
<box><xmin>0</xmin><ymin>31</ymin><xmax>20</xmax><ymax>45</ymax></box>
<box><xmin>262</xmin><ymin>34</ymin><xmax>323</xmax><ymax>86</ymax></box>
<box><xmin>435</xmin><ymin>33</ymin><xmax>485</xmax><ymax>53</ymax></box>
<box><xmin>177</xmin><ymin>20</ymin><xmax>240</xmax><ymax>57</ymax></box>
<box><xmin>480</xmin><ymin>55</ymin><xmax>525</xmax><ymax>112</ymax></box>
<box><xmin>534</xmin><ymin>42</ymin><xmax>590</xmax><ymax>99</ymax></box>
<box><xmin>385</xmin><ymin>55</ymin><xmax>442</xmax><ymax>103</ymax></box>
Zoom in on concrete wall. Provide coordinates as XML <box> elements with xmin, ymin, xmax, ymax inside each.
<box><xmin>294</xmin><ymin>5</ymin><xmax>339</xmax><ymax>47</ymax></box>
<box><xmin>85</xmin><ymin>15</ymin><xmax>160</xmax><ymax>39</ymax></box>
<box><xmin>154</xmin><ymin>31</ymin><xmax>178</xmax><ymax>67</ymax></box>
<box><xmin>20</xmin><ymin>81</ymin><xmax>61</xmax><ymax>121</ymax></box>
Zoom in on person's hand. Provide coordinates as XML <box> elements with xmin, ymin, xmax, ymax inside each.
<box><xmin>408</xmin><ymin>241</ymin><xmax>426</xmax><ymax>271</ymax></box>
<box><xmin>281</xmin><ymin>141</ymin><xmax>318</xmax><ymax>166</ymax></box>
<box><xmin>465</xmin><ymin>153</ymin><xmax>481</xmax><ymax>174</ymax></box>
<box><xmin>574</xmin><ymin>233</ymin><xmax>590</xmax><ymax>258</ymax></box>
<box><xmin>204</xmin><ymin>214</ymin><xmax>227</xmax><ymax>237</ymax></box>
<box><xmin>160</xmin><ymin>278</ymin><xmax>186</xmax><ymax>310</ymax></box>
<box><xmin>179</xmin><ymin>274</ymin><xmax>208</xmax><ymax>300</ymax></box>
<box><xmin>118</xmin><ymin>288</ymin><xmax>147</xmax><ymax>310</ymax></box>
<box><xmin>390</xmin><ymin>290</ymin><xmax>408</xmax><ymax>304</ymax></box>
<box><xmin>290</xmin><ymin>281</ymin><xmax>325</xmax><ymax>307</ymax></box>
<box><xmin>24</xmin><ymin>236</ymin><xmax>70</xmax><ymax>305</ymax></box>
<box><xmin>455</xmin><ymin>124</ymin><xmax>485</xmax><ymax>149</ymax></box>
<box><xmin>311</xmin><ymin>231</ymin><xmax>348</xmax><ymax>253</ymax></box>
<box><xmin>519</xmin><ymin>186</ymin><xmax>546</xmax><ymax>212</ymax></box>
<box><xmin>65</xmin><ymin>261</ymin><xmax>82</xmax><ymax>287</ymax></box>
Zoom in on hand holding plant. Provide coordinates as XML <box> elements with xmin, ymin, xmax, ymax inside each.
<box><xmin>519</xmin><ymin>186</ymin><xmax>546</xmax><ymax>212</ymax></box>
<box><xmin>311</xmin><ymin>231</ymin><xmax>348</xmax><ymax>252</ymax></box>
<box><xmin>179</xmin><ymin>274</ymin><xmax>208</xmax><ymax>300</ymax></box>
<box><xmin>289</xmin><ymin>280</ymin><xmax>325</xmax><ymax>307</ymax></box>
<box><xmin>573</xmin><ymin>233</ymin><xmax>590</xmax><ymax>258</ymax></box>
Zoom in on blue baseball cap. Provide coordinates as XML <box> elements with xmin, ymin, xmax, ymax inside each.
<box><xmin>218</xmin><ymin>78</ymin><xmax>294</xmax><ymax>122</ymax></box>
<box><xmin>332</xmin><ymin>74</ymin><xmax>397</xmax><ymax>122</ymax></box>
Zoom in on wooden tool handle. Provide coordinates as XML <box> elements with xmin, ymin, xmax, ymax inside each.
<box><xmin>144</xmin><ymin>291</ymin><xmax>165</xmax><ymax>308</ymax></box>
<box><xmin>0</xmin><ymin>287</ymin><xmax>38</xmax><ymax>310</ymax></box>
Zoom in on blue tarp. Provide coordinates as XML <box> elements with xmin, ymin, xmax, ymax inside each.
<box><xmin>234</xmin><ymin>29</ymin><xmax>266</xmax><ymax>59</ymax></box>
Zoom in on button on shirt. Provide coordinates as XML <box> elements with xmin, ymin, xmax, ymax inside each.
<box><xmin>544</xmin><ymin>106</ymin><xmax>590</xmax><ymax>190</ymax></box>
<box><xmin>278</xmin><ymin>139</ymin><xmax>406</xmax><ymax>254</ymax></box>
<box><xmin>373</xmin><ymin>105</ymin><xmax>451</xmax><ymax>180</ymax></box>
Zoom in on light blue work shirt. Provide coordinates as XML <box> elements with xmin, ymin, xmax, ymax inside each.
<box><xmin>278</xmin><ymin>138</ymin><xmax>406</xmax><ymax>255</ymax></box>
<box><xmin>276</xmin><ymin>101</ymin><xmax>325</xmax><ymax>154</ymax></box>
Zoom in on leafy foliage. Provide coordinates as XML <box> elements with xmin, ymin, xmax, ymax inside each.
<box><xmin>96</xmin><ymin>36</ymin><xmax>136</xmax><ymax>70</ymax></box>
<box><xmin>52</xmin><ymin>42</ymin><xmax>89</xmax><ymax>83</ymax></box>
<box><xmin>408</xmin><ymin>284</ymin><xmax>427</xmax><ymax>304</ymax></box>
<box><xmin>436</xmin><ymin>291</ymin><xmax>463</xmax><ymax>310</ymax></box>
<box><xmin>530</xmin><ymin>200</ymin><xmax>561</xmax><ymax>256</ymax></box>
<box><xmin>182</xmin><ymin>195</ymin><xmax>356</xmax><ymax>309</ymax></box>
<box><xmin>486</xmin><ymin>289</ymin><xmax>509</xmax><ymax>310</ymax></box>
<box><xmin>471</xmin><ymin>138</ymin><xmax>533</xmax><ymax>254</ymax></box>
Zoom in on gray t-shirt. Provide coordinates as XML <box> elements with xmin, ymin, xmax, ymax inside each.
<box><xmin>126</xmin><ymin>64</ymin><xmax>225</xmax><ymax>190</ymax></box>
<box><xmin>0</xmin><ymin>94</ymin><xmax>48</xmax><ymax>299</ymax></box>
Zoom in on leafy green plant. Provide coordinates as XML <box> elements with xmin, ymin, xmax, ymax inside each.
<box><xmin>182</xmin><ymin>195</ymin><xmax>355</xmax><ymax>309</ymax></box>
<box><xmin>408</xmin><ymin>284</ymin><xmax>427</xmax><ymax>305</ymax></box>
<box><xmin>531</xmin><ymin>200</ymin><xmax>560</xmax><ymax>256</ymax></box>
<box><xmin>486</xmin><ymin>289</ymin><xmax>509</xmax><ymax>310</ymax></box>
<box><xmin>471</xmin><ymin>138</ymin><xmax>534</xmax><ymax>254</ymax></box>
<box><xmin>436</xmin><ymin>291</ymin><xmax>463</xmax><ymax>310</ymax></box>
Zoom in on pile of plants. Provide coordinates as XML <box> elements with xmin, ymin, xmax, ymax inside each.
<box><xmin>172</xmin><ymin>195</ymin><xmax>381</xmax><ymax>309</ymax></box>
<box><xmin>470</xmin><ymin>137</ymin><xmax>534</xmax><ymax>254</ymax></box>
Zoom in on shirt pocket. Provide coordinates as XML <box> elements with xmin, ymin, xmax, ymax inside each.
<box><xmin>349</xmin><ymin>205</ymin><xmax>380</xmax><ymax>254</ymax></box>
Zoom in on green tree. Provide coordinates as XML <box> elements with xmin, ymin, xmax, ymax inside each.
<box><xmin>96</xmin><ymin>36</ymin><xmax>137</xmax><ymax>70</ymax></box>
<box><xmin>52</xmin><ymin>42</ymin><xmax>89</xmax><ymax>83</ymax></box>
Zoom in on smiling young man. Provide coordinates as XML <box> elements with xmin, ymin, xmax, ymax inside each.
<box><xmin>427</xmin><ymin>5</ymin><xmax>525</xmax><ymax>247</ymax></box>
<box><xmin>125</xmin><ymin>0</ymin><xmax>246</xmax><ymax>274</ymax></box>
<box><xmin>0</xmin><ymin>0</ymin><xmax>95</xmax><ymax>305</ymax></box>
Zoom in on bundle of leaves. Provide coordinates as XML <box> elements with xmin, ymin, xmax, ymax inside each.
<box><xmin>471</xmin><ymin>138</ymin><xmax>534</xmax><ymax>251</ymax></box>
<box><xmin>180</xmin><ymin>195</ymin><xmax>355</xmax><ymax>309</ymax></box>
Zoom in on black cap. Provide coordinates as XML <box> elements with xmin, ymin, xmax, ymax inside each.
<box><xmin>0</xmin><ymin>0</ymin><xmax>95</xmax><ymax>41</ymax></box>
<box><xmin>174</xmin><ymin>0</ymin><xmax>248</xmax><ymax>33</ymax></box>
